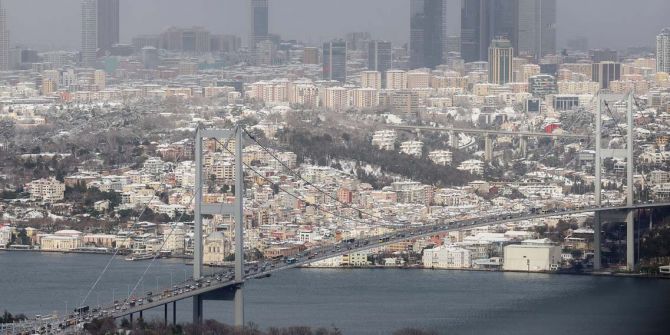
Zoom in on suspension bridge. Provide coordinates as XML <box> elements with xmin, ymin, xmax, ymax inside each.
<box><xmin>2</xmin><ymin>93</ymin><xmax>668</xmax><ymax>335</ymax></box>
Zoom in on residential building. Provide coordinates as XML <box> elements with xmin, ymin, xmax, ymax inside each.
<box><xmin>386</xmin><ymin>70</ymin><xmax>408</xmax><ymax>90</ymax></box>
<box><xmin>429</xmin><ymin>150</ymin><xmax>453</xmax><ymax>166</ymax></box>
<box><xmin>26</xmin><ymin>178</ymin><xmax>66</xmax><ymax>202</ymax></box>
<box><xmin>400</xmin><ymin>141</ymin><xmax>424</xmax><ymax>157</ymax></box>
<box><xmin>657</xmin><ymin>28</ymin><xmax>670</xmax><ymax>73</ymax></box>
<box><xmin>361</xmin><ymin>71</ymin><xmax>382</xmax><ymax>90</ymax></box>
<box><xmin>371</xmin><ymin>130</ymin><xmax>397</xmax><ymax>151</ymax></box>
<box><xmin>423</xmin><ymin>245</ymin><xmax>472</xmax><ymax>269</ymax></box>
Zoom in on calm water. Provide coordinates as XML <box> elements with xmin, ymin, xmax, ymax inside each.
<box><xmin>0</xmin><ymin>251</ymin><xmax>669</xmax><ymax>335</ymax></box>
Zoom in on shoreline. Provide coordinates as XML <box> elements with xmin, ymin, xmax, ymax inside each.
<box><xmin>3</xmin><ymin>249</ymin><xmax>668</xmax><ymax>280</ymax></box>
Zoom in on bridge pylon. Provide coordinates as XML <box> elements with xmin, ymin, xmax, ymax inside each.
<box><xmin>193</xmin><ymin>126</ymin><xmax>245</xmax><ymax>327</ymax></box>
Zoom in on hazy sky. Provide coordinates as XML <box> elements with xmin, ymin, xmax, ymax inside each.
<box><xmin>4</xmin><ymin>0</ymin><xmax>670</xmax><ymax>50</ymax></box>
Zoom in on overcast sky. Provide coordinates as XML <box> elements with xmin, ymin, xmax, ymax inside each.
<box><xmin>4</xmin><ymin>0</ymin><xmax>670</xmax><ymax>51</ymax></box>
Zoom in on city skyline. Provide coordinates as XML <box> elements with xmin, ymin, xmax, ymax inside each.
<box><xmin>0</xmin><ymin>0</ymin><xmax>666</xmax><ymax>51</ymax></box>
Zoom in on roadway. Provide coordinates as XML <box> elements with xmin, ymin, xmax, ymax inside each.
<box><xmin>6</xmin><ymin>201</ymin><xmax>670</xmax><ymax>335</ymax></box>
<box><xmin>390</xmin><ymin>125</ymin><xmax>590</xmax><ymax>139</ymax></box>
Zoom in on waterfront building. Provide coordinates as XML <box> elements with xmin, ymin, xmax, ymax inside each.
<box><xmin>502</xmin><ymin>239</ymin><xmax>561</xmax><ymax>272</ymax></box>
<box><xmin>423</xmin><ymin>245</ymin><xmax>473</xmax><ymax>269</ymax></box>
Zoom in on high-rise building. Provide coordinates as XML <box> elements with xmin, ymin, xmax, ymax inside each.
<box><xmin>323</xmin><ymin>40</ymin><xmax>347</xmax><ymax>83</ymax></box>
<box><xmin>517</xmin><ymin>0</ymin><xmax>556</xmax><ymax>59</ymax></box>
<box><xmin>81</xmin><ymin>0</ymin><xmax>98</xmax><ymax>67</ymax></box>
<box><xmin>592</xmin><ymin>62</ymin><xmax>621</xmax><ymax>90</ymax></box>
<box><xmin>250</xmin><ymin>0</ymin><xmax>269</xmax><ymax>50</ymax></box>
<box><xmin>461</xmin><ymin>0</ymin><xmax>518</xmax><ymax>63</ymax></box>
<box><xmin>386</xmin><ymin>70</ymin><xmax>408</xmax><ymax>90</ymax></box>
<box><xmin>0</xmin><ymin>0</ymin><xmax>8</xmax><ymax>71</ymax></box>
<box><xmin>657</xmin><ymin>28</ymin><xmax>670</xmax><ymax>73</ymax></box>
<box><xmin>488</xmin><ymin>39</ymin><xmax>513</xmax><ymax>85</ymax></box>
<box><xmin>410</xmin><ymin>0</ymin><xmax>447</xmax><ymax>69</ymax></box>
<box><xmin>303</xmin><ymin>47</ymin><xmax>319</xmax><ymax>64</ymax></box>
<box><xmin>97</xmin><ymin>0</ymin><xmax>119</xmax><ymax>52</ymax></box>
<box><xmin>528</xmin><ymin>74</ymin><xmax>557</xmax><ymax>97</ymax></box>
<box><xmin>346</xmin><ymin>32</ymin><xmax>371</xmax><ymax>51</ymax></box>
<box><xmin>161</xmin><ymin>26</ymin><xmax>211</xmax><ymax>53</ymax></box>
<box><xmin>590</xmin><ymin>49</ymin><xmax>619</xmax><ymax>63</ymax></box>
<box><xmin>368</xmin><ymin>41</ymin><xmax>392</xmax><ymax>86</ymax></box>
<box><xmin>361</xmin><ymin>71</ymin><xmax>382</xmax><ymax>90</ymax></box>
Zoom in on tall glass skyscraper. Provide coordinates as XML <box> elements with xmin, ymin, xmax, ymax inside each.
<box><xmin>250</xmin><ymin>0</ymin><xmax>269</xmax><ymax>50</ymax></box>
<box><xmin>517</xmin><ymin>0</ymin><xmax>556</xmax><ymax>59</ymax></box>
<box><xmin>410</xmin><ymin>0</ymin><xmax>447</xmax><ymax>69</ymax></box>
<box><xmin>461</xmin><ymin>0</ymin><xmax>555</xmax><ymax>62</ymax></box>
<box><xmin>97</xmin><ymin>0</ymin><xmax>119</xmax><ymax>52</ymax></box>
<box><xmin>81</xmin><ymin>0</ymin><xmax>98</xmax><ymax>67</ymax></box>
<box><xmin>323</xmin><ymin>40</ymin><xmax>347</xmax><ymax>83</ymax></box>
<box><xmin>0</xmin><ymin>0</ymin><xmax>8</xmax><ymax>71</ymax></box>
<box><xmin>368</xmin><ymin>41</ymin><xmax>392</xmax><ymax>86</ymax></box>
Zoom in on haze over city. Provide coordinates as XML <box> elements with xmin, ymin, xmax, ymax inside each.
<box><xmin>3</xmin><ymin>0</ymin><xmax>670</xmax><ymax>50</ymax></box>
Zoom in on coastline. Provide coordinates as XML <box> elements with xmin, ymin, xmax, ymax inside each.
<box><xmin>2</xmin><ymin>249</ymin><xmax>667</xmax><ymax>280</ymax></box>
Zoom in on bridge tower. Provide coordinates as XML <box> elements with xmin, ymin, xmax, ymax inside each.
<box><xmin>593</xmin><ymin>93</ymin><xmax>637</xmax><ymax>271</ymax></box>
<box><xmin>193</xmin><ymin>126</ymin><xmax>245</xmax><ymax>327</ymax></box>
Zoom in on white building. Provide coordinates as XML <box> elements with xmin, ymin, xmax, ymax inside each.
<box><xmin>502</xmin><ymin>239</ymin><xmax>562</xmax><ymax>272</ymax></box>
<box><xmin>457</xmin><ymin>159</ymin><xmax>484</xmax><ymax>175</ymax></box>
<box><xmin>428</xmin><ymin>150</ymin><xmax>453</xmax><ymax>166</ymax></box>
<box><xmin>371</xmin><ymin>130</ymin><xmax>397</xmax><ymax>151</ymax></box>
<box><xmin>400</xmin><ymin>140</ymin><xmax>423</xmax><ymax>157</ymax></box>
<box><xmin>423</xmin><ymin>245</ymin><xmax>472</xmax><ymax>269</ymax></box>
<box><xmin>0</xmin><ymin>226</ymin><xmax>12</xmax><ymax>248</ymax></box>
<box><xmin>26</xmin><ymin>178</ymin><xmax>65</xmax><ymax>202</ymax></box>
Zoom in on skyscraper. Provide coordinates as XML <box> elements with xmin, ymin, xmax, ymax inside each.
<box><xmin>410</xmin><ymin>0</ymin><xmax>447</xmax><ymax>69</ymax></box>
<box><xmin>97</xmin><ymin>0</ymin><xmax>119</xmax><ymax>52</ymax></box>
<box><xmin>368</xmin><ymin>41</ymin><xmax>392</xmax><ymax>86</ymax></box>
<box><xmin>460</xmin><ymin>0</ymin><xmax>518</xmax><ymax>63</ymax></box>
<box><xmin>657</xmin><ymin>28</ymin><xmax>670</xmax><ymax>73</ymax></box>
<box><xmin>323</xmin><ymin>40</ymin><xmax>347</xmax><ymax>83</ymax></box>
<box><xmin>81</xmin><ymin>0</ymin><xmax>98</xmax><ymax>67</ymax></box>
<box><xmin>488</xmin><ymin>39</ymin><xmax>513</xmax><ymax>84</ymax></box>
<box><xmin>461</xmin><ymin>0</ymin><xmax>555</xmax><ymax>62</ymax></box>
<box><xmin>460</xmin><ymin>0</ymin><xmax>487</xmax><ymax>63</ymax></box>
<box><xmin>517</xmin><ymin>0</ymin><xmax>556</xmax><ymax>59</ymax></box>
<box><xmin>592</xmin><ymin>62</ymin><xmax>621</xmax><ymax>90</ymax></box>
<box><xmin>250</xmin><ymin>0</ymin><xmax>269</xmax><ymax>50</ymax></box>
<box><xmin>0</xmin><ymin>0</ymin><xmax>9</xmax><ymax>71</ymax></box>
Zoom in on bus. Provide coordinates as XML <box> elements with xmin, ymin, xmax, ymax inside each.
<box><xmin>285</xmin><ymin>258</ymin><xmax>298</xmax><ymax>264</ymax></box>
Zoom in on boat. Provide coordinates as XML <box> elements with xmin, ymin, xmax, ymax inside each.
<box><xmin>125</xmin><ymin>253</ymin><xmax>155</xmax><ymax>261</ymax></box>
